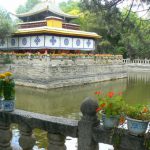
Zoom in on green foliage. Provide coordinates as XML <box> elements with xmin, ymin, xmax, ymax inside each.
<box><xmin>115</xmin><ymin>47</ymin><xmax>126</xmax><ymax>55</ymax></box>
<box><xmin>98</xmin><ymin>40</ymin><xmax>112</xmax><ymax>53</ymax></box>
<box><xmin>0</xmin><ymin>79</ymin><xmax>3</xmax><ymax>97</ymax></box>
<box><xmin>0</xmin><ymin>8</ymin><xmax>16</xmax><ymax>38</ymax></box>
<box><xmin>96</xmin><ymin>91</ymin><xmax>125</xmax><ymax>116</ymax></box>
<box><xmin>100</xmin><ymin>40</ymin><xmax>111</xmax><ymax>47</ymax></box>
<box><xmin>60</xmin><ymin>0</ymin><xmax>87</xmax><ymax>29</ymax></box>
<box><xmin>16</xmin><ymin>0</ymin><xmax>41</xmax><ymax>14</ymax></box>
<box><xmin>62</xmin><ymin>0</ymin><xmax>150</xmax><ymax>58</ymax></box>
<box><xmin>60</xmin><ymin>0</ymin><xmax>80</xmax><ymax>14</ymax></box>
<box><xmin>119</xmin><ymin>10</ymin><xmax>150</xmax><ymax>59</ymax></box>
<box><xmin>3</xmin><ymin>78</ymin><xmax>15</xmax><ymax>100</ymax></box>
<box><xmin>125</xmin><ymin>104</ymin><xmax>150</xmax><ymax>121</ymax></box>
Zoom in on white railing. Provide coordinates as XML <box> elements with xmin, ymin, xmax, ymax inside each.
<box><xmin>123</xmin><ymin>59</ymin><xmax>150</xmax><ymax>64</ymax></box>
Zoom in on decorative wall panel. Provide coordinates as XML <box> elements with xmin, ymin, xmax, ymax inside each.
<box><xmin>0</xmin><ymin>35</ymin><xmax>95</xmax><ymax>51</ymax></box>
<box><xmin>31</xmin><ymin>35</ymin><xmax>44</xmax><ymax>48</ymax></box>
<box><xmin>8</xmin><ymin>37</ymin><xmax>19</xmax><ymax>48</ymax></box>
<box><xmin>0</xmin><ymin>38</ymin><xmax>7</xmax><ymax>49</ymax></box>
<box><xmin>19</xmin><ymin>36</ymin><xmax>30</xmax><ymax>48</ymax></box>
<box><xmin>60</xmin><ymin>37</ymin><xmax>72</xmax><ymax>49</ymax></box>
<box><xmin>73</xmin><ymin>38</ymin><xmax>84</xmax><ymax>49</ymax></box>
<box><xmin>45</xmin><ymin>35</ymin><xmax>60</xmax><ymax>48</ymax></box>
<box><xmin>84</xmin><ymin>39</ymin><xmax>95</xmax><ymax>49</ymax></box>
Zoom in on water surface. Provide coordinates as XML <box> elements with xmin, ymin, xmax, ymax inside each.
<box><xmin>15</xmin><ymin>72</ymin><xmax>150</xmax><ymax>120</ymax></box>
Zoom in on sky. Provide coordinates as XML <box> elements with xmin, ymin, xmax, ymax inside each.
<box><xmin>0</xmin><ymin>0</ymin><xmax>68</xmax><ymax>13</ymax></box>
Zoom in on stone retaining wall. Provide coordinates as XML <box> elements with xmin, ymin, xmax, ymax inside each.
<box><xmin>127</xmin><ymin>64</ymin><xmax>150</xmax><ymax>72</ymax></box>
<box><xmin>0</xmin><ymin>58</ymin><xmax>127</xmax><ymax>89</ymax></box>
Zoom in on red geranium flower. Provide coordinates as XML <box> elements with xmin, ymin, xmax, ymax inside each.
<box><xmin>95</xmin><ymin>91</ymin><xmax>102</xmax><ymax>95</ymax></box>
<box><xmin>108</xmin><ymin>91</ymin><xmax>114</xmax><ymax>98</ymax></box>
<box><xmin>100</xmin><ymin>103</ymin><xmax>106</xmax><ymax>108</ymax></box>
<box><xmin>96</xmin><ymin>107</ymin><xmax>102</xmax><ymax>112</ymax></box>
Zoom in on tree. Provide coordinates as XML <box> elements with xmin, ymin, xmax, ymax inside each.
<box><xmin>60</xmin><ymin>0</ymin><xmax>85</xmax><ymax>28</ymax></box>
<box><xmin>16</xmin><ymin>0</ymin><xmax>41</xmax><ymax>14</ymax></box>
<box><xmin>0</xmin><ymin>8</ymin><xmax>16</xmax><ymax>39</ymax></box>
<box><xmin>60</xmin><ymin>0</ymin><xmax>80</xmax><ymax>14</ymax></box>
<box><xmin>81</xmin><ymin>0</ymin><xmax>150</xmax><ymax>19</ymax></box>
<box><xmin>79</xmin><ymin>0</ymin><xmax>150</xmax><ymax>58</ymax></box>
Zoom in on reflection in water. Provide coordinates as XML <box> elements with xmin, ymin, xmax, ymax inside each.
<box><xmin>16</xmin><ymin>79</ymin><xmax>126</xmax><ymax>120</ymax></box>
<box><xmin>125</xmin><ymin>72</ymin><xmax>150</xmax><ymax>105</ymax></box>
<box><xmin>15</xmin><ymin>73</ymin><xmax>150</xmax><ymax>119</ymax></box>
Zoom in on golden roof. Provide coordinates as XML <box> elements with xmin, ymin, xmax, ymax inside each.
<box><xmin>15</xmin><ymin>26</ymin><xmax>101</xmax><ymax>39</ymax></box>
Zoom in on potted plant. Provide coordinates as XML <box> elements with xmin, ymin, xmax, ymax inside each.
<box><xmin>95</xmin><ymin>91</ymin><xmax>125</xmax><ymax>129</ymax></box>
<box><xmin>0</xmin><ymin>74</ymin><xmax>5</xmax><ymax>109</ymax></box>
<box><xmin>3</xmin><ymin>72</ymin><xmax>15</xmax><ymax>112</ymax></box>
<box><xmin>125</xmin><ymin>104</ymin><xmax>150</xmax><ymax>136</ymax></box>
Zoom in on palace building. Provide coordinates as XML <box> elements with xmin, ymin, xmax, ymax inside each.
<box><xmin>0</xmin><ymin>0</ymin><xmax>101</xmax><ymax>53</ymax></box>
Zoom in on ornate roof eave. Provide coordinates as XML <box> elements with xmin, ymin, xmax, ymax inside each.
<box><xmin>14</xmin><ymin>2</ymin><xmax>78</xmax><ymax>19</ymax></box>
<box><xmin>14</xmin><ymin>10</ymin><xmax>78</xmax><ymax>19</ymax></box>
<box><xmin>13</xmin><ymin>8</ymin><xmax>48</xmax><ymax>18</ymax></box>
<box><xmin>14</xmin><ymin>27</ymin><xmax>101</xmax><ymax>39</ymax></box>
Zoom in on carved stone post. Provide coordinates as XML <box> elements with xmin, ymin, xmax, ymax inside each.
<box><xmin>47</xmin><ymin>133</ymin><xmax>66</xmax><ymax>150</ymax></box>
<box><xmin>78</xmin><ymin>97</ymin><xmax>99</xmax><ymax>150</ymax></box>
<box><xmin>0</xmin><ymin>121</ymin><xmax>12</xmax><ymax>150</ymax></box>
<box><xmin>19</xmin><ymin>124</ymin><xmax>36</xmax><ymax>150</ymax></box>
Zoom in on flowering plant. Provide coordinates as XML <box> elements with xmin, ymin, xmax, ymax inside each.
<box><xmin>95</xmin><ymin>90</ymin><xmax>125</xmax><ymax>117</ymax></box>
<box><xmin>3</xmin><ymin>72</ymin><xmax>15</xmax><ymax>100</ymax></box>
<box><xmin>0</xmin><ymin>52</ymin><xmax>123</xmax><ymax>60</ymax></box>
<box><xmin>126</xmin><ymin>104</ymin><xmax>150</xmax><ymax>121</ymax></box>
<box><xmin>0</xmin><ymin>74</ymin><xmax>5</xmax><ymax>99</ymax></box>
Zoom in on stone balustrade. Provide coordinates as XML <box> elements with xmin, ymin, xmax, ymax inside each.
<box><xmin>0</xmin><ymin>97</ymin><xmax>149</xmax><ymax>150</ymax></box>
<box><xmin>123</xmin><ymin>59</ymin><xmax>150</xmax><ymax>64</ymax></box>
<box><xmin>0</xmin><ymin>109</ymin><xmax>78</xmax><ymax>150</ymax></box>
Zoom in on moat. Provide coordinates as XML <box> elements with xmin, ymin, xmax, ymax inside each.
<box><xmin>15</xmin><ymin>72</ymin><xmax>150</xmax><ymax>120</ymax></box>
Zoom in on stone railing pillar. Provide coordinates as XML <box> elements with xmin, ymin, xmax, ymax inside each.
<box><xmin>19</xmin><ymin>124</ymin><xmax>36</xmax><ymax>150</ymax></box>
<box><xmin>0</xmin><ymin>121</ymin><xmax>12</xmax><ymax>150</ymax></box>
<box><xmin>47</xmin><ymin>133</ymin><xmax>66</xmax><ymax>150</ymax></box>
<box><xmin>78</xmin><ymin>97</ymin><xmax>99</xmax><ymax>150</ymax></box>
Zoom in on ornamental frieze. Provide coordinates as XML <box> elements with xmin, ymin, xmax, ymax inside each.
<box><xmin>0</xmin><ymin>35</ymin><xmax>95</xmax><ymax>51</ymax></box>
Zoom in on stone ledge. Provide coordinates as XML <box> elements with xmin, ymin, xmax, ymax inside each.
<box><xmin>0</xmin><ymin>109</ymin><xmax>78</xmax><ymax>137</ymax></box>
